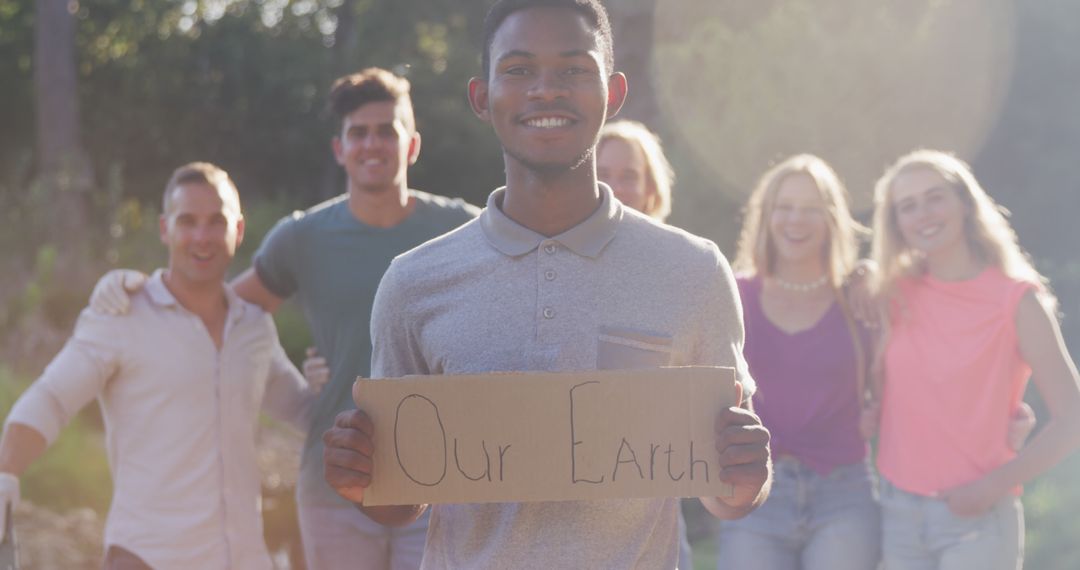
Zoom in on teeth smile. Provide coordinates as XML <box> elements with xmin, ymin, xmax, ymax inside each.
<box><xmin>526</xmin><ymin>117</ymin><xmax>571</xmax><ymax>128</ymax></box>
<box><xmin>919</xmin><ymin>225</ymin><xmax>942</xmax><ymax>237</ymax></box>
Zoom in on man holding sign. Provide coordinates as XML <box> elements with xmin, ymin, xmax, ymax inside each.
<box><xmin>322</xmin><ymin>0</ymin><xmax>772</xmax><ymax>567</ymax></box>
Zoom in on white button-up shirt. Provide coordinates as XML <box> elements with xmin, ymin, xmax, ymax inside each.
<box><xmin>6</xmin><ymin>270</ymin><xmax>313</xmax><ymax>569</ymax></box>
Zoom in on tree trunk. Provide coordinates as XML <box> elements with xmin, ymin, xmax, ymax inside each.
<box><xmin>34</xmin><ymin>0</ymin><xmax>93</xmax><ymax>242</ymax></box>
<box><xmin>608</xmin><ymin>0</ymin><xmax>660</xmax><ymax>126</ymax></box>
<box><xmin>318</xmin><ymin>0</ymin><xmax>360</xmax><ymax>201</ymax></box>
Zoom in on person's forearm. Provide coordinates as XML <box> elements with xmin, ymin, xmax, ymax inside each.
<box><xmin>0</xmin><ymin>423</ymin><xmax>48</xmax><ymax>476</ymax></box>
<box><xmin>263</xmin><ymin>352</ymin><xmax>318</xmax><ymax>433</ymax></box>
<box><xmin>361</xmin><ymin>503</ymin><xmax>428</xmax><ymax>527</ymax></box>
<box><xmin>231</xmin><ymin>267</ymin><xmax>284</xmax><ymax>312</ymax></box>
<box><xmin>987</xmin><ymin>413</ymin><xmax>1080</xmax><ymax>492</ymax></box>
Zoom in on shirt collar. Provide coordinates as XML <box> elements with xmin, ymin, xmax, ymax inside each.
<box><xmin>479</xmin><ymin>182</ymin><xmax>623</xmax><ymax>258</ymax></box>
<box><xmin>145</xmin><ymin>269</ymin><xmax>247</xmax><ymax>323</ymax></box>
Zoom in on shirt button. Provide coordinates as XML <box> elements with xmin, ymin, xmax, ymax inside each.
<box><xmin>544</xmin><ymin>270</ymin><xmax>556</xmax><ymax>281</ymax></box>
<box><xmin>544</xmin><ymin>243</ymin><xmax>557</xmax><ymax>255</ymax></box>
<box><xmin>543</xmin><ymin>307</ymin><xmax>555</xmax><ymax>319</ymax></box>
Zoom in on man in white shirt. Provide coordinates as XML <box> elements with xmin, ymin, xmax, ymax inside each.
<box><xmin>0</xmin><ymin>162</ymin><xmax>321</xmax><ymax>569</ymax></box>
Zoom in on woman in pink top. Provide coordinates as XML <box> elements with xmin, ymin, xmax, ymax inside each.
<box><xmin>871</xmin><ymin>149</ymin><xmax>1080</xmax><ymax>570</ymax></box>
<box><xmin>716</xmin><ymin>154</ymin><xmax>880</xmax><ymax>570</ymax></box>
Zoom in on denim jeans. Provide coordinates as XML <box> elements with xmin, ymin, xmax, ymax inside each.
<box><xmin>716</xmin><ymin>458</ymin><xmax>881</xmax><ymax>570</ymax></box>
<box><xmin>879</xmin><ymin>479</ymin><xmax>1023</xmax><ymax>570</ymax></box>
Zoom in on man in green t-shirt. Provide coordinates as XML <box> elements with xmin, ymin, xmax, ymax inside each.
<box><xmin>91</xmin><ymin>68</ymin><xmax>478</xmax><ymax>570</ymax></box>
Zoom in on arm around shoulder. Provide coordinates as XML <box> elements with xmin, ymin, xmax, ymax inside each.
<box><xmin>88</xmin><ymin>268</ymin><xmax>148</xmax><ymax>315</ymax></box>
<box><xmin>231</xmin><ymin>267</ymin><xmax>284</xmax><ymax>313</ymax></box>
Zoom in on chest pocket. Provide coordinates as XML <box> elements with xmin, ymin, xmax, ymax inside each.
<box><xmin>597</xmin><ymin>326</ymin><xmax>674</xmax><ymax>370</ymax></box>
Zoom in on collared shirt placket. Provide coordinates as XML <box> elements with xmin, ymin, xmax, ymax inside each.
<box><xmin>537</xmin><ymin>239</ymin><xmax>565</xmax><ymax>347</ymax></box>
<box><xmin>218</xmin><ymin>305</ymin><xmax>244</xmax><ymax>568</ymax></box>
<box><xmin>185</xmin><ymin>301</ymin><xmax>238</xmax><ymax>568</ymax></box>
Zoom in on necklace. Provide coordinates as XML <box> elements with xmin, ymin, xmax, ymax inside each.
<box><xmin>773</xmin><ymin>274</ymin><xmax>828</xmax><ymax>292</ymax></box>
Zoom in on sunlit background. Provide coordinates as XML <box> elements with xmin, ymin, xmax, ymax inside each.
<box><xmin>1</xmin><ymin>0</ymin><xmax>1079</xmax><ymax>568</ymax></box>
<box><xmin>654</xmin><ymin>0</ymin><xmax>1014</xmax><ymax>211</ymax></box>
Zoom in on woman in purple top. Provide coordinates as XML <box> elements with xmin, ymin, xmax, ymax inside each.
<box><xmin>715</xmin><ymin>154</ymin><xmax>880</xmax><ymax>570</ymax></box>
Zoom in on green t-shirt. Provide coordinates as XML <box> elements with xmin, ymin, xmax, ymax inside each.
<box><xmin>254</xmin><ymin>189</ymin><xmax>479</xmax><ymax>506</ymax></box>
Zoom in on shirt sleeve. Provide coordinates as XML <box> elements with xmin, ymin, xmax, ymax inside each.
<box><xmin>690</xmin><ymin>245</ymin><xmax>756</xmax><ymax>400</ymax></box>
<box><xmin>252</xmin><ymin>212</ymin><xmax>303</xmax><ymax>299</ymax></box>
<box><xmin>4</xmin><ymin>308</ymin><xmax>124</xmax><ymax>445</ymax></box>
<box><xmin>261</xmin><ymin>339</ymin><xmax>314</xmax><ymax>433</ymax></box>
<box><xmin>370</xmin><ymin>260</ymin><xmax>430</xmax><ymax>379</ymax></box>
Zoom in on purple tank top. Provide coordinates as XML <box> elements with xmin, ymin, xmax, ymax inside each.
<box><xmin>738</xmin><ymin>276</ymin><xmax>867</xmax><ymax>475</ymax></box>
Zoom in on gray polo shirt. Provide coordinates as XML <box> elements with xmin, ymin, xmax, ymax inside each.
<box><xmin>370</xmin><ymin>184</ymin><xmax>753</xmax><ymax>569</ymax></box>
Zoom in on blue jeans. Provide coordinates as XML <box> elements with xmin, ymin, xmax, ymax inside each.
<box><xmin>879</xmin><ymin>479</ymin><xmax>1023</xmax><ymax>570</ymax></box>
<box><xmin>716</xmin><ymin>458</ymin><xmax>881</xmax><ymax>570</ymax></box>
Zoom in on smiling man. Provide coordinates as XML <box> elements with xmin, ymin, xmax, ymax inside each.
<box><xmin>321</xmin><ymin>1</ymin><xmax>773</xmax><ymax>568</ymax></box>
<box><xmin>87</xmin><ymin>69</ymin><xmax>480</xmax><ymax>570</ymax></box>
<box><xmin>0</xmin><ymin>163</ymin><xmax>318</xmax><ymax>569</ymax></box>
<box><xmin>242</xmin><ymin>68</ymin><xmax>479</xmax><ymax>570</ymax></box>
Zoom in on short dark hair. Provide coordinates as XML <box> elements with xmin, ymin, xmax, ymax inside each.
<box><xmin>163</xmin><ymin>162</ymin><xmax>241</xmax><ymax>216</ymax></box>
<box><xmin>327</xmin><ymin>67</ymin><xmax>415</xmax><ymax>131</ymax></box>
<box><xmin>481</xmin><ymin>0</ymin><xmax>614</xmax><ymax>79</ymax></box>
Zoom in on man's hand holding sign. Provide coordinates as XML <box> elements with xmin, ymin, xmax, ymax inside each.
<box><xmin>323</xmin><ymin>367</ymin><xmax>771</xmax><ymax>526</ymax></box>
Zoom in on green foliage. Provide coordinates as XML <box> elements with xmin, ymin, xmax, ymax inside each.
<box><xmin>1025</xmin><ymin>455</ymin><xmax>1080</xmax><ymax>569</ymax></box>
<box><xmin>0</xmin><ymin>0</ymin><xmax>500</xmax><ymax>217</ymax></box>
<box><xmin>0</xmin><ymin>0</ymin><xmax>33</xmax><ymax>178</ymax></box>
<box><xmin>973</xmin><ymin>0</ymin><xmax>1080</xmax><ymax>266</ymax></box>
<box><xmin>273</xmin><ymin>301</ymin><xmax>314</xmax><ymax>365</ymax></box>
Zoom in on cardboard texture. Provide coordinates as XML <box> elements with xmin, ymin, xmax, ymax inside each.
<box><xmin>353</xmin><ymin>366</ymin><xmax>737</xmax><ymax>506</ymax></box>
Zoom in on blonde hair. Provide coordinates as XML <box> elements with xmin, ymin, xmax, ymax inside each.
<box><xmin>870</xmin><ymin>149</ymin><xmax>1054</xmax><ymax>310</ymax></box>
<box><xmin>598</xmin><ymin>120</ymin><xmax>674</xmax><ymax>221</ymax></box>
<box><xmin>733</xmin><ymin>154</ymin><xmax>866</xmax><ymax>289</ymax></box>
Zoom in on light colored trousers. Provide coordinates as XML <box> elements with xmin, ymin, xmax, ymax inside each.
<box><xmin>298</xmin><ymin>498</ymin><xmax>430</xmax><ymax>570</ymax></box>
<box><xmin>716</xmin><ymin>458</ymin><xmax>881</xmax><ymax>570</ymax></box>
<box><xmin>879</xmin><ymin>479</ymin><xmax>1023</xmax><ymax>570</ymax></box>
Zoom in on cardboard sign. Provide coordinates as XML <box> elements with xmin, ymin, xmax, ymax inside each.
<box><xmin>353</xmin><ymin>366</ymin><xmax>738</xmax><ymax>506</ymax></box>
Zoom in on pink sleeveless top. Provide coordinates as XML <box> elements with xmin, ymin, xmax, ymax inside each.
<box><xmin>877</xmin><ymin>267</ymin><xmax>1034</xmax><ymax>496</ymax></box>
